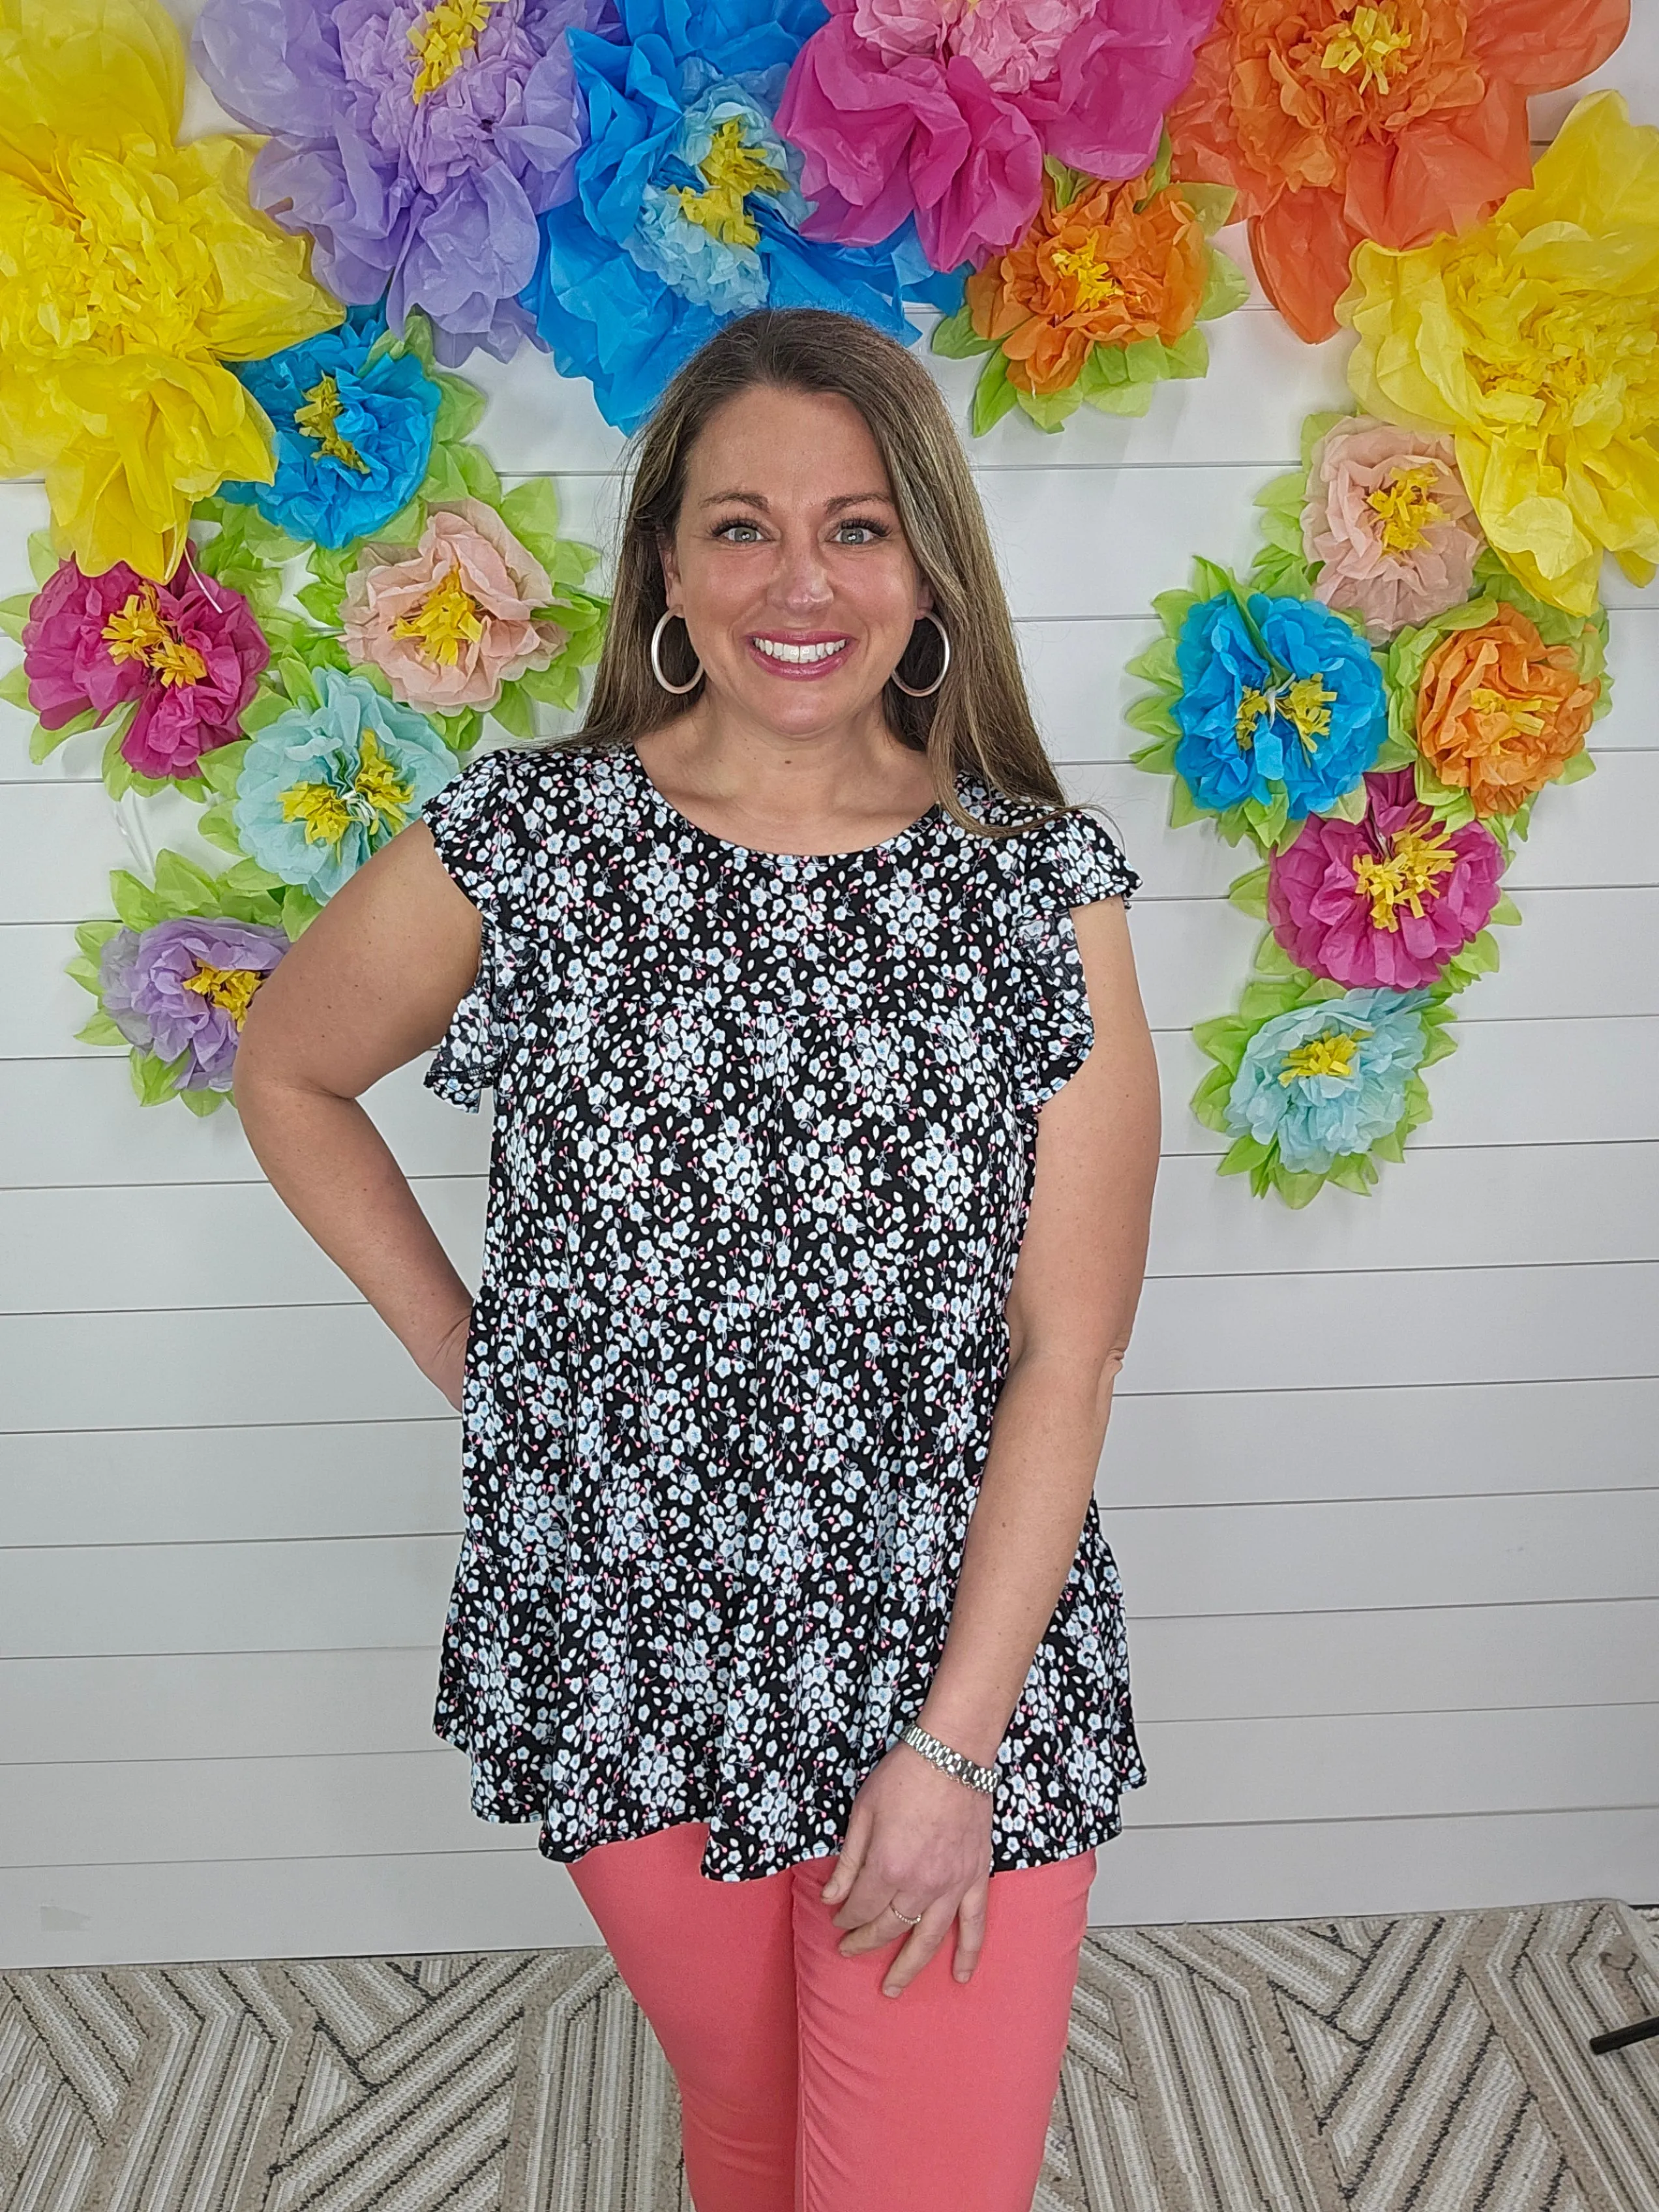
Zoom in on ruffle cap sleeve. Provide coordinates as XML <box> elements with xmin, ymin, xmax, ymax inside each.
<box><xmin>420</xmin><ymin>749</ymin><xmax>528</xmax><ymax>1111</ymax></box>
<box><xmin>1010</xmin><ymin>806</ymin><xmax>1139</xmax><ymax>1113</ymax></box>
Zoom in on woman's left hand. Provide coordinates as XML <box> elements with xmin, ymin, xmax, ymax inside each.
<box><xmin>820</xmin><ymin>1742</ymin><xmax>994</xmax><ymax>1996</ymax></box>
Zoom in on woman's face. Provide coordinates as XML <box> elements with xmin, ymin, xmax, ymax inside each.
<box><xmin>660</xmin><ymin>385</ymin><xmax>933</xmax><ymax>739</ymax></box>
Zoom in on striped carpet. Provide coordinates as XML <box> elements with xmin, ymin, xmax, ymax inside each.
<box><xmin>3</xmin><ymin>1900</ymin><xmax>1658</xmax><ymax>2211</ymax></box>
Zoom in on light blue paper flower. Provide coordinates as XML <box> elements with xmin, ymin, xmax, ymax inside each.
<box><xmin>222</xmin><ymin>308</ymin><xmax>442</xmax><ymax>549</ymax></box>
<box><xmin>233</xmin><ymin>670</ymin><xmax>458</xmax><ymax>900</ymax></box>
<box><xmin>1224</xmin><ymin>989</ymin><xmax>1429</xmax><ymax>1175</ymax></box>
<box><xmin>1174</xmin><ymin>590</ymin><xmax>1387</xmax><ymax>822</ymax></box>
<box><xmin>520</xmin><ymin>0</ymin><xmax>919</xmax><ymax>432</ymax></box>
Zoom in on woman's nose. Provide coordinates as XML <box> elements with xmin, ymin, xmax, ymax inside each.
<box><xmin>771</xmin><ymin>533</ymin><xmax>833</xmax><ymax>612</ymax></box>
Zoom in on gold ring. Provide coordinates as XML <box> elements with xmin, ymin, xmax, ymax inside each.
<box><xmin>892</xmin><ymin>1906</ymin><xmax>923</xmax><ymax>1927</ymax></box>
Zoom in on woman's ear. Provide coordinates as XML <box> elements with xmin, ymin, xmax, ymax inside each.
<box><xmin>916</xmin><ymin>573</ymin><xmax>934</xmax><ymax>617</ymax></box>
<box><xmin>658</xmin><ymin>531</ymin><xmax>683</xmax><ymax>616</ymax></box>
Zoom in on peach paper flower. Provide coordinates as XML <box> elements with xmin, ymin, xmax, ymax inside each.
<box><xmin>1167</xmin><ymin>0</ymin><xmax>1630</xmax><ymax>341</ymax></box>
<box><xmin>1414</xmin><ymin>606</ymin><xmax>1597</xmax><ymax>819</ymax></box>
<box><xmin>1304</xmin><ymin>417</ymin><xmax>1482</xmax><ymax>639</ymax></box>
<box><xmin>344</xmin><ymin>501</ymin><xmax>567</xmax><ymax>713</ymax></box>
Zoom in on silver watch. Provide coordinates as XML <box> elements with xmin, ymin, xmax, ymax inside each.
<box><xmin>898</xmin><ymin>1721</ymin><xmax>998</xmax><ymax>1799</ymax></box>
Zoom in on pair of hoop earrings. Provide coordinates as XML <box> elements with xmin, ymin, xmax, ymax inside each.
<box><xmin>648</xmin><ymin>611</ymin><xmax>951</xmax><ymax>698</ymax></box>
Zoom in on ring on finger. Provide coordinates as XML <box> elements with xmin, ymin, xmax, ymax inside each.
<box><xmin>891</xmin><ymin>1904</ymin><xmax>923</xmax><ymax>1927</ymax></box>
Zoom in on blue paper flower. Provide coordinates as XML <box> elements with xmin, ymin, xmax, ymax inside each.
<box><xmin>233</xmin><ymin>670</ymin><xmax>458</xmax><ymax>900</ymax></box>
<box><xmin>520</xmin><ymin>0</ymin><xmax>919</xmax><ymax>432</ymax></box>
<box><xmin>222</xmin><ymin>309</ymin><xmax>442</xmax><ymax>548</ymax></box>
<box><xmin>1174</xmin><ymin>591</ymin><xmax>1388</xmax><ymax>822</ymax></box>
<box><xmin>1225</xmin><ymin>989</ymin><xmax>1429</xmax><ymax>1174</ymax></box>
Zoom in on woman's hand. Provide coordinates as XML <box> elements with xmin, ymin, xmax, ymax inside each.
<box><xmin>820</xmin><ymin>1742</ymin><xmax>993</xmax><ymax>1997</ymax></box>
<box><xmin>420</xmin><ymin>1307</ymin><xmax>472</xmax><ymax>1411</ymax></box>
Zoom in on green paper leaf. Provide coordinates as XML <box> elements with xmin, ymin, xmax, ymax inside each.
<box><xmin>220</xmin><ymin>857</ymin><xmax>284</xmax><ymax>894</ymax></box>
<box><xmin>970</xmin><ymin>351</ymin><xmax>1019</xmax><ymax>437</ymax></box>
<box><xmin>1489</xmin><ymin>891</ymin><xmax>1521</xmax><ymax>927</ymax></box>
<box><xmin>1326</xmin><ymin>1152</ymin><xmax>1377</xmax><ymax>1195</ymax></box>
<box><xmin>0</xmin><ymin>593</ymin><xmax>31</xmax><ymax>640</ymax></box>
<box><xmin>1274</xmin><ymin>1165</ymin><xmax>1331</xmax><ymax>1209</ymax></box>
<box><xmin>74</xmin><ymin>918</ymin><xmax>121</xmax><ymax>960</ymax></box>
<box><xmin>1015</xmin><ymin>384</ymin><xmax>1083</xmax><ymax>432</ymax></box>
<box><xmin>130</xmin><ymin>1050</ymin><xmax>185</xmax><ymax>1107</ymax></box>
<box><xmin>1124</xmin><ymin>636</ymin><xmax>1180</xmax><ymax>689</ymax></box>
<box><xmin>194</xmin><ymin>739</ymin><xmax>249</xmax><ymax>797</ymax></box>
<box><xmin>1196</xmin><ymin>244</ymin><xmax>1248</xmax><ymax>322</ymax></box>
<box><xmin>1125</xmin><ymin>696</ymin><xmax>1180</xmax><ymax>744</ymax></box>
<box><xmin>110</xmin><ymin>869</ymin><xmax>161</xmax><ymax>931</ymax></box>
<box><xmin>1558</xmin><ymin>747</ymin><xmax>1596</xmax><ymax>785</ymax></box>
<box><xmin>0</xmin><ymin>661</ymin><xmax>33</xmax><ymax>710</ymax></box>
<box><xmin>1180</xmin><ymin>181</ymin><xmax>1238</xmax><ymax>237</ymax></box>
<box><xmin>432</xmin><ymin>370</ymin><xmax>488</xmax><ymax>445</ymax></box>
<box><xmin>498</xmin><ymin>477</ymin><xmax>565</xmax><ymax>570</ymax></box>
<box><xmin>930</xmin><ymin>304</ymin><xmax>997</xmax><ymax>359</ymax></box>
<box><xmin>453</xmin><ymin>444</ymin><xmax>503</xmax><ymax>503</ymax></box>
<box><xmin>74</xmin><ymin>1009</ymin><xmax>125</xmax><ymax>1047</ymax></box>
<box><xmin>1152</xmin><ymin>588</ymin><xmax>1199</xmax><ymax>637</ymax></box>
<box><xmin>421</xmin><ymin>444</ymin><xmax>469</xmax><ymax>503</ymax></box>
<box><xmin>281</xmin><ymin>887</ymin><xmax>322</xmax><ymax>939</ymax></box>
<box><xmin>1041</xmin><ymin>155</ymin><xmax>1086</xmax><ymax>209</ymax></box>
<box><xmin>1122</xmin><ymin>335</ymin><xmax>1167</xmax><ymax>385</ymax></box>
<box><xmin>1324</xmin><ymin>779</ymin><xmax>1371</xmax><ymax>824</ymax></box>
<box><xmin>1219</xmin><ymin>1133</ymin><xmax>1271</xmax><ymax>1176</ymax></box>
<box><xmin>1252</xmin><ymin>930</ymin><xmax>1295</xmax><ymax>977</ymax></box>
<box><xmin>177</xmin><ymin>1084</ymin><xmax>228</xmax><ymax>1116</ymax></box>
<box><xmin>27</xmin><ymin>532</ymin><xmax>57</xmax><ymax>588</ymax></box>
<box><xmin>1162</xmin><ymin>326</ymin><xmax>1209</xmax><ymax>380</ymax></box>
<box><xmin>1228</xmin><ymin>863</ymin><xmax>1270</xmax><ymax>918</ymax></box>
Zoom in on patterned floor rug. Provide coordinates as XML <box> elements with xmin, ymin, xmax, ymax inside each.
<box><xmin>3</xmin><ymin>1900</ymin><xmax>1658</xmax><ymax>2212</ymax></box>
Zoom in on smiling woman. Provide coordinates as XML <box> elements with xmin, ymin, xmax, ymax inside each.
<box><xmin>232</xmin><ymin>307</ymin><xmax>1161</xmax><ymax>2212</ymax></box>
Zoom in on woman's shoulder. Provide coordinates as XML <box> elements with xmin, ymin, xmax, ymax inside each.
<box><xmin>423</xmin><ymin>740</ymin><xmax>636</xmax><ymax>850</ymax></box>
<box><xmin>950</xmin><ymin>779</ymin><xmax>1140</xmax><ymax>912</ymax></box>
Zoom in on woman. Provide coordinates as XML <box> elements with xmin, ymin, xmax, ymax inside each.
<box><xmin>236</xmin><ymin>308</ymin><xmax>1159</xmax><ymax>2212</ymax></box>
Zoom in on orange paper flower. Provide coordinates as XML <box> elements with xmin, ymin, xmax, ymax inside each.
<box><xmin>1167</xmin><ymin>0</ymin><xmax>1630</xmax><ymax>342</ymax></box>
<box><xmin>966</xmin><ymin>170</ymin><xmax>1209</xmax><ymax>396</ymax></box>
<box><xmin>1415</xmin><ymin>606</ymin><xmax>1597</xmax><ymax>818</ymax></box>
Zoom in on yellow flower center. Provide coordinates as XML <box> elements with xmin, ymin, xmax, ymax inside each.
<box><xmin>1320</xmin><ymin>5</ymin><xmax>1414</xmax><ymax>96</ymax></box>
<box><xmin>391</xmin><ymin>567</ymin><xmax>486</xmax><ymax>666</ymax></box>
<box><xmin>673</xmin><ymin>120</ymin><xmax>789</xmax><ymax>250</ymax></box>
<box><xmin>181</xmin><ymin>962</ymin><xmax>263</xmax><ymax>1028</ymax></box>
<box><xmin>294</xmin><ymin>372</ymin><xmax>369</xmax><ymax>472</ymax></box>
<box><xmin>1351</xmin><ymin>822</ymin><xmax>1457</xmax><ymax>929</ymax></box>
<box><xmin>1365</xmin><ymin>464</ymin><xmax>1446</xmax><ymax>554</ymax></box>
<box><xmin>409</xmin><ymin>0</ymin><xmax>495</xmax><ymax>101</ymax></box>
<box><xmin>1235</xmin><ymin>673</ymin><xmax>1337</xmax><ymax>754</ymax></box>
<box><xmin>101</xmin><ymin>587</ymin><xmax>207</xmax><ymax>687</ymax></box>
<box><xmin>1468</xmin><ymin>686</ymin><xmax>1551</xmax><ymax>737</ymax></box>
<box><xmin>1279</xmin><ymin>1028</ymin><xmax>1367</xmax><ymax>1085</ymax></box>
<box><xmin>1049</xmin><ymin>237</ymin><xmax>1122</xmax><ymax>314</ymax></box>
<box><xmin>279</xmin><ymin>730</ymin><xmax>415</xmax><ymax>850</ymax></box>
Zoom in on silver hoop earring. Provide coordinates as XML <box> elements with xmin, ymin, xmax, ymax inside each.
<box><xmin>891</xmin><ymin>613</ymin><xmax>950</xmax><ymax>699</ymax></box>
<box><xmin>650</xmin><ymin>610</ymin><xmax>703</xmax><ymax>695</ymax></box>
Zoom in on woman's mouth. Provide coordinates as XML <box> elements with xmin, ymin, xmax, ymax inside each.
<box><xmin>747</xmin><ymin>633</ymin><xmax>852</xmax><ymax>678</ymax></box>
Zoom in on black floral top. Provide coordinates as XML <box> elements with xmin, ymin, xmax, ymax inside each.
<box><xmin>421</xmin><ymin>740</ymin><xmax>1146</xmax><ymax>1879</ymax></box>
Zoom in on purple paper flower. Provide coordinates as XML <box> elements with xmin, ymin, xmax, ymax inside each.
<box><xmin>99</xmin><ymin>918</ymin><xmax>291</xmax><ymax>1090</ymax></box>
<box><xmin>23</xmin><ymin>559</ymin><xmax>269</xmax><ymax>782</ymax></box>
<box><xmin>194</xmin><ymin>0</ymin><xmax>614</xmax><ymax>363</ymax></box>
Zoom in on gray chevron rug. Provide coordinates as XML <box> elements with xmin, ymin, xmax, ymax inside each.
<box><xmin>4</xmin><ymin>1900</ymin><xmax>1658</xmax><ymax>2212</ymax></box>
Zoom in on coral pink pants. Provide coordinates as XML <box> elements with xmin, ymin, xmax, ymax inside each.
<box><xmin>569</xmin><ymin>1823</ymin><xmax>1094</xmax><ymax>2212</ymax></box>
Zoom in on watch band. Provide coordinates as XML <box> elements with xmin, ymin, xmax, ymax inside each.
<box><xmin>898</xmin><ymin>1721</ymin><xmax>998</xmax><ymax>1799</ymax></box>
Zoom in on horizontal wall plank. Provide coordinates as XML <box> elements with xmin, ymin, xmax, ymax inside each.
<box><xmin>7</xmin><ymin>1802</ymin><xmax>1657</xmax><ymax>1970</ymax></box>
<box><xmin>6</xmin><ymin>1704</ymin><xmax>1654</xmax><ymax>1874</ymax></box>
<box><xmin>5</xmin><ymin>1491</ymin><xmax>1654</xmax><ymax>1661</ymax></box>
<box><xmin>5</xmin><ymin>1139</ymin><xmax>1655</xmax><ymax>1317</ymax></box>
<box><xmin>2</xmin><ymin>1261</ymin><xmax>1651</xmax><ymax>1434</ymax></box>
<box><xmin>5</xmin><ymin>1598</ymin><xmax>1656</xmax><ymax>1764</ymax></box>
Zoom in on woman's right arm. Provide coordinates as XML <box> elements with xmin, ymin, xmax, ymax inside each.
<box><xmin>233</xmin><ymin>823</ymin><xmax>486</xmax><ymax>1409</ymax></box>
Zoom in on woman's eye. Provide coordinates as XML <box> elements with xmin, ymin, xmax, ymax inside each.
<box><xmin>713</xmin><ymin>520</ymin><xmax>764</xmax><ymax>543</ymax></box>
<box><xmin>833</xmin><ymin>520</ymin><xmax>887</xmax><ymax>545</ymax></box>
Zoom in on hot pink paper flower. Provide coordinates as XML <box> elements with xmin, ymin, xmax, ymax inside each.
<box><xmin>343</xmin><ymin>501</ymin><xmax>568</xmax><ymax>713</ymax></box>
<box><xmin>1266</xmin><ymin>768</ymin><xmax>1502</xmax><ymax>990</ymax></box>
<box><xmin>23</xmin><ymin>558</ymin><xmax>269</xmax><ymax>781</ymax></box>
<box><xmin>1304</xmin><ymin>418</ymin><xmax>1483</xmax><ymax>640</ymax></box>
<box><xmin>775</xmin><ymin>0</ymin><xmax>1221</xmax><ymax>272</ymax></box>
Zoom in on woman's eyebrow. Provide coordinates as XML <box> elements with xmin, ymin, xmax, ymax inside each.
<box><xmin>696</xmin><ymin>490</ymin><xmax>897</xmax><ymax>511</ymax></box>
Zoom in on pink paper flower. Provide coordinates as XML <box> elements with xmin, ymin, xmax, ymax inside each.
<box><xmin>1304</xmin><ymin>418</ymin><xmax>1483</xmax><ymax>640</ymax></box>
<box><xmin>1267</xmin><ymin>768</ymin><xmax>1503</xmax><ymax>991</ymax></box>
<box><xmin>343</xmin><ymin>501</ymin><xmax>567</xmax><ymax>713</ymax></box>
<box><xmin>22</xmin><ymin>558</ymin><xmax>269</xmax><ymax>781</ymax></box>
<box><xmin>775</xmin><ymin>0</ymin><xmax>1221</xmax><ymax>272</ymax></box>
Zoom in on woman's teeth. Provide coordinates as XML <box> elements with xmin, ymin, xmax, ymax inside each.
<box><xmin>752</xmin><ymin>637</ymin><xmax>848</xmax><ymax>665</ymax></box>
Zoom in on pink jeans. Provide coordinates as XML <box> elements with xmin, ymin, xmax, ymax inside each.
<box><xmin>568</xmin><ymin>1822</ymin><xmax>1094</xmax><ymax>2212</ymax></box>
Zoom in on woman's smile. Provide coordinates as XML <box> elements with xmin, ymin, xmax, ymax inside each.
<box><xmin>746</xmin><ymin>631</ymin><xmax>854</xmax><ymax>677</ymax></box>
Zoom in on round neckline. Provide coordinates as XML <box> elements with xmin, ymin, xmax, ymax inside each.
<box><xmin>627</xmin><ymin>743</ymin><xmax>947</xmax><ymax>863</ymax></box>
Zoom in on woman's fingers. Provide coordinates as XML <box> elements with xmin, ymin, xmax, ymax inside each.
<box><xmin>880</xmin><ymin>1902</ymin><xmax>955</xmax><ymax>1997</ymax></box>
<box><xmin>953</xmin><ymin>1875</ymin><xmax>989</xmax><ymax>1983</ymax></box>
<box><xmin>820</xmin><ymin>1801</ymin><xmax>870</xmax><ymax>1907</ymax></box>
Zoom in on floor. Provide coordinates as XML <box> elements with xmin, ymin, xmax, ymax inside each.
<box><xmin>3</xmin><ymin>1900</ymin><xmax>1658</xmax><ymax>2211</ymax></box>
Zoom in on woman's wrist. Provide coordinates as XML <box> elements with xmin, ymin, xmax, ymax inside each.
<box><xmin>912</xmin><ymin>1686</ymin><xmax>1009</xmax><ymax>1772</ymax></box>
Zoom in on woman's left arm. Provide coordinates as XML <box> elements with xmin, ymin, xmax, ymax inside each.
<box><xmin>824</xmin><ymin>897</ymin><xmax>1160</xmax><ymax>1994</ymax></box>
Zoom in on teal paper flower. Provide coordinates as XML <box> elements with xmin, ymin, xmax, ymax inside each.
<box><xmin>1225</xmin><ymin>989</ymin><xmax>1429</xmax><ymax>1175</ymax></box>
<box><xmin>233</xmin><ymin>670</ymin><xmax>458</xmax><ymax>901</ymax></box>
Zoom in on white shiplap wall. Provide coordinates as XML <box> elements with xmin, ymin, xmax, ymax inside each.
<box><xmin>3</xmin><ymin>3</ymin><xmax>1657</xmax><ymax>1969</ymax></box>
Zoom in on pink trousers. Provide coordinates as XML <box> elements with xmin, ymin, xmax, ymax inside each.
<box><xmin>568</xmin><ymin>1823</ymin><xmax>1094</xmax><ymax>2212</ymax></box>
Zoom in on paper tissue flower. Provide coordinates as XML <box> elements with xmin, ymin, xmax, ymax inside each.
<box><xmin>523</xmin><ymin>0</ymin><xmax>917</xmax><ymax>433</ymax></box>
<box><xmin>194</xmin><ymin>0</ymin><xmax>608</xmax><ymax>364</ymax></box>
<box><xmin>934</xmin><ymin>158</ymin><xmax>1246</xmax><ymax>434</ymax></box>
<box><xmin>1168</xmin><ymin>0</ymin><xmax>1630</xmax><ymax>342</ymax></box>
<box><xmin>22</xmin><ymin>558</ymin><xmax>269</xmax><ymax>785</ymax></box>
<box><xmin>1264</xmin><ymin>767</ymin><xmax>1503</xmax><ymax>989</ymax></box>
<box><xmin>98</xmin><ymin>916</ymin><xmax>290</xmax><ymax>1092</ymax></box>
<box><xmin>776</xmin><ymin>0</ymin><xmax>1220</xmax><ymax>273</ymax></box>
<box><xmin>0</xmin><ymin>0</ymin><xmax>343</xmax><ymax>582</ymax></box>
<box><xmin>1409</xmin><ymin>606</ymin><xmax>1599</xmax><ymax>822</ymax></box>
<box><xmin>1299</xmin><ymin>418</ymin><xmax>1482</xmax><ymax>639</ymax></box>
<box><xmin>344</xmin><ymin>500</ymin><xmax>567</xmax><ymax>711</ymax></box>
<box><xmin>1220</xmin><ymin>986</ymin><xmax>1431</xmax><ymax>1174</ymax></box>
<box><xmin>1129</xmin><ymin>560</ymin><xmax>1388</xmax><ymax>844</ymax></box>
<box><xmin>1343</xmin><ymin>91</ymin><xmax>1659</xmax><ymax>616</ymax></box>
<box><xmin>233</xmin><ymin>669</ymin><xmax>458</xmax><ymax>899</ymax></box>
<box><xmin>220</xmin><ymin>308</ymin><xmax>442</xmax><ymax>549</ymax></box>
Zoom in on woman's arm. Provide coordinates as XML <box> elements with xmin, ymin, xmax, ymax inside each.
<box><xmin>824</xmin><ymin>897</ymin><xmax>1160</xmax><ymax>1992</ymax></box>
<box><xmin>233</xmin><ymin>824</ymin><xmax>486</xmax><ymax>1408</ymax></box>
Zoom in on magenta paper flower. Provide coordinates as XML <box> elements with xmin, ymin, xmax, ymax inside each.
<box><xmin>343</xmin><ymin>499</ymin><xmax>567</xmax><ymax>711</ymax></box>
<box><xmin>100</xmin><ymin>915</ymin><xmax>290</xmax><ymax>1090</ymax></box>
<box><xmin>22</xmin><ymin>559</ymin><xmax>269</xmax><ymax>781</ymax></box>
<box><xmin>1267</xmin><ymin>769</ymin><xmax>1502</xmax><ymax>992</ymax></box>
<box><xmin>1304</xmin><ymin>419</ymin><xmax>1484</xmax><ymax>642</ymax></box>
<box><xmin>775</xmin><ymin>0</ymin><xmax>1220</xmax><ymax>272</ymax></box>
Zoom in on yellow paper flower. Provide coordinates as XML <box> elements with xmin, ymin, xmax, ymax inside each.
<box><xmin>1339</xmin><ymin>91</ymin><xmax>1659</xmax><ymax>617</ymax></box>
<box><xmin>0</xmin><ymin>0</ymin><xmax>342</xmax><ymax>581</ymax></box>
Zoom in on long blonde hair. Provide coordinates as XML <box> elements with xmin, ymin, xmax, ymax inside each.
<box><xmin>576</xmin><ymin>309</ymin><xmax>1068</xmax><ymax>832</ymax></box>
